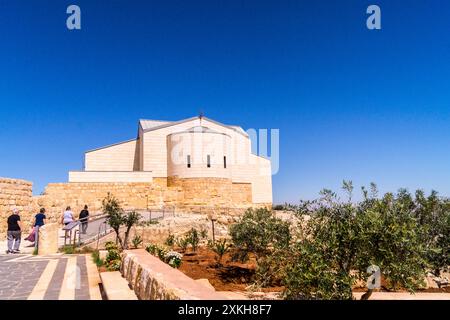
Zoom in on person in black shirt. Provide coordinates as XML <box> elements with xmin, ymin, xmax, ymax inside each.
<box><xmin>79</xmin><ymin>205</ymin><xmax>89</xmax><ymax>234</ymax></box>
<box><xmin>6</xmin><ymin>209</ymin><xmax>22</xmax><ymax>254</ymax></box>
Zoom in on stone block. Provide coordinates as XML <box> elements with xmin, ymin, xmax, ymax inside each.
<box><xmin>38</xmin><ymin>223</ymin><xmax>59</xmax><ymax>255</ymax></box>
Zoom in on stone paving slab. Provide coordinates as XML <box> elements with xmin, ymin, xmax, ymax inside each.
<box><xmin>0</xmin><ymin>254</ymin><xmax>101</xmax><ymax>300</ymax></box>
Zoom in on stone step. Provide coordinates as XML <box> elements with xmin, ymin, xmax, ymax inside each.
<box><xmin>99</xmin><ymin>271</ymin><xmax>138</xmax><ymax>300</ymax></box>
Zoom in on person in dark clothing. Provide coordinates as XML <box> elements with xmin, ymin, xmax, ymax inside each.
<box><xmin>33</xmin><ymin>208</ymin><xmax>47</xmax><ymax>227</ymax></box>
<box><xmin>79</xmin><ymin>205</ymin><xmax>89</xmax><ymax>234</ymax></box>
<box><xmin>6</xmin><ymin>209</ymin><xmax>22</xmax><ymax>254</ymax></box>
<box><xmin>25</xmin><ymin>208</ymin><xmax>47</xmax><ymax>242</ymax></box>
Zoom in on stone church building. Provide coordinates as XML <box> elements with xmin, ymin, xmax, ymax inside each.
<box><xmin>47</xmin><ymin>115</ymin><xmax>273</xmax><ymax>213</ymax></box>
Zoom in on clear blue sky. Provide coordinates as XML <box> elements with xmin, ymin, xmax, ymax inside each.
<box><xmin>1</xmin><ymin>0</ymin><xmax>450</xmax><ymax>203</ymax></box>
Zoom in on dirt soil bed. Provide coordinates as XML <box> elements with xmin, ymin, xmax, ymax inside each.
<box><xmin>178</xmin><ymin>246</ymin><xmax>283</xmax><ymax>292</ymax></box>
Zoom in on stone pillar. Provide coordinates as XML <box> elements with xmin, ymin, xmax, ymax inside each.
<box><xmin>38</xmin><ymin>223</ymin><xmax>59</xmax><ymax>255</ymax></box>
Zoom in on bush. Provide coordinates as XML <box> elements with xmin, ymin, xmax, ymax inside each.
<box><xmin>273</xmin><ymin>204</ymin><xmax>284</xmax><ymax>211</ymax></box>
<box><xmin>104</xmin><ymin>241</ymin><xmax>121</xmax><ymax>271</ymax></box>
<box><xmin>200</xmin><ymin>228</ymin><xmax>208</xmax><ymax>239</ymax></box>
<box><xmin>62</xmin><ymin>245</ymin><xmax>75</xmax><ymax>254</ymax></box>
<box><xmin>165</xmin><ymin>251</ymin><xmax>183</xmax><ymax>268</ymax></box>
<box><xmin>176</xmin><ymin>236</ymin><xmax>189</xmax><ymax>252</ymax></box>
<box><xmin>229</xmin><ymin>208</ymin><xmax>291</xmax><ymax>262</ymax></box>
<box><xmin>165</xmin><ymin>233</ymin><xmax>175</xmax><ymax>247</ymax></box>
<box><xmin>132</xmin><ymin>235</ymin><xmax>143</xmax><ymax>249</ymax></box>
<box><xmin>92</xmin><ymin>250</ymin><xmax>104</xmax><ymax>267</ymax></box>
<box><xmin>186</xmin><ymin>228</ymin><xmax>200</xmax><ymax>252</ymax></box>
<box><xmin>275</xmin><ymin>181</ymin><xmax>428</xmax><ymax>300</ymax></box>
<box><xmin>145</xmin><ymin>243</ymin><xmax>183</xmax><ymax>268</ymax></box>
<box><xmin>105</xmin><ymin>241</ymin><xmax>118</xmax><ymax>251</ymax></box>
<box><xmin>208</xmin><ymin>239</ymin><xmax>231</xmax><ymax>265</ymax></box>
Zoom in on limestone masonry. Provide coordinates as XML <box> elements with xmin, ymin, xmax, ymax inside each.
<box><xmin>0</xmin><ymin>178</ymin><xmax>34</xmax><ymax>237</ymax></box>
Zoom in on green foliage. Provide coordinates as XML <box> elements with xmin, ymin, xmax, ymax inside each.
<box><xmin>412</xmin><ymin>190</ymin><xmax>450</xmax><ymax>276</ymax></box>
<box><xmin>186</xmin><ymin>228</ymin><xmax>200</xmax><ymax>252</ymax></box>
<box><xmin>102</xmin><ymin>193</ymin><xmax>141</xmax><ymax>250</ymax></box>
<box><xmin>208</xmin><ymin>239</ymin><xmax>231</xmax><ymax>265</ymax></box>
<box><xmin>145</xmin><ymin>243</ymin><xmax>183</xmax><ymax>268</ymax></box>
<box><xmin>62</xmin><ymin>245</ymin><xmax>75</xmax><ymax>254</ymax></box>
<box><xmin>272</xmin><ymin>181</ymin><xmax>430</xmax><ymax>300</ymax></box>
<box><xmin>105</xmin><ymin>241</ymin><xmax>118</xmax><ymax>251</ymax></box>
<box><xmin>281</xmin><ymin>241</ymin><xmax>354</xmax><ymax>300</ymax></box>
<box><xmin>165</xmin><ymin>251</ymin><xmax>183</xmax><ymax>268</ymax></box>
<box><xmin>165</xmin><ymin>233</ymin><xmax>175</xmax><ymax>247</ymax></box>
<box><xmin>229</xmin><ymin>208</ymin><xmax>291</xmax><ymax>262</ymax></box>
<box><xmin>107</xmin><ymin>259</ymin><xmax>121</xmax><ymax>271</ymax></box>
<box><xmin>92</xmin><ymin>250</ymin><xmax>104</xmax><ymax>267</ymax></box>
<box><xmin>176</xmin><ymin>236</ymin><xmax>189</xmax><ymax>252</ymax></box>
<box><xmin>200</xmin><ymin>228</ymin><xmax>208</xmax><ymax>239</ymax></box>
<box><xmin>132</xmin><ymin>235</ymin><xmax>143</xmax><ymax>249</ymax></box>
<box><xmin>140</xmin><ymin>220</ymin><xmax>159</xmax><ymax>226</ymax></box>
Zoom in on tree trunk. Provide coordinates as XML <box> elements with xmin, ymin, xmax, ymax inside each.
<box><xmin>361</xmin><ymin>289</ymin><xmax>373</xmax><ymax>300</ymax></box>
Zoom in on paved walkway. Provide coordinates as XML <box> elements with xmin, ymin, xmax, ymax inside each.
<box><xmin>0</xmin><ymin>254</ymin><xmax>102</xmax><ymax>300</ymax></box>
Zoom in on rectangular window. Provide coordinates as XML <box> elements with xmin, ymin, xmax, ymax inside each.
<box><xmin>187</xmin><ymin>155</ymin><xmax>191</xmax><ymax>168</ymax></box>
<box><xmin>224</xmin><ymin>156</ymin><xmax>227</xmax><ymax>168</ymax></box>
<box><xmin>207</xmin><ymin>155</ymin><xmax>211</xmax><ymax>168</ymax></box>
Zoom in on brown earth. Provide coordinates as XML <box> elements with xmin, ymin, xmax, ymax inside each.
<box><xmin>178</xmin><ymin>246</ymin><xmax>283</xmax><ymax>292</ymax></box>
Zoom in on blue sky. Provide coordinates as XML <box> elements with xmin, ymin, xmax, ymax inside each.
<box><xmin>1</xmin><ymin>0</ymin><xmax>450</xmax><ymax>203</ymax></box>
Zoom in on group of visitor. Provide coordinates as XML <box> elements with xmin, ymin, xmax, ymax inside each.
<box><xmin>5</xmin><ymin>205</ymin><xmax>90</xmax><ymax>254</ymax></box>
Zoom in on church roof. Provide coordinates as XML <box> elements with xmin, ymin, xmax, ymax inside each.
<box><xmin>139</xmin><ymin>119</ymin><xmax>173</xmax><ymax>131</ymax></box>
<box><xmin>139</xmin><ymin>116</ymin><xmax>248</xmax><ymax>137</ymax></box>
<box><xmin>169</xmin><ymin>126</ymin><xmax>231</xmax><ymax>137</ymax></box>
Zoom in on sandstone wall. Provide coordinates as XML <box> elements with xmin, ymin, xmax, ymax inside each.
<box><xmin>40</xmin><ymin>182</ymin><xmax>164</xmax><ymax>219</ymax></box>
<box><xmin>0</xmin><ymin>177</ymin><xmax>34</xmax><ymax>237</ymax></box>
<box><xmin>39</xmin><ymin>177</ymin><xmax>254</xmax><ymax>219</ymax></box>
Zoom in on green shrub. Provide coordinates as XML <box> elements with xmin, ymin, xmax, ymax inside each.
<box><xmin>200</xmin><ymin>228</ymin><xmax>208</xmax><ymax>239</ymax></box>
<box><xmin>62</xmin><ymin>245</ymin><xmax>75</xmax><ymax>254</ymax></box>
<box><xmin>107</xmin><ymin>259</ymin><xmax>121</xmax><ymax>271</ymax></box>
<box><xmin>186</xmin><ymin>228</ymin><xmax>200</xmax><ymax>252</ymax></box>
<box><xmin>276</xmin><ymin>181</ymin><xmax>428</xmax><ymax>300</ymax></box>
<box><xmin>176</xmin><ymin>236</ymin><xmax>189</xmax><ymax>252</ymax></box>
<box><xmin>92</xmin><ymin>250</ymin><xmax>104</xmax><ymax>267</ymax></box>
<box><xmin>164</xmin><ymin>251</ymin><xmax>183</xmax><ymax>268</ymax></box>
<box><xmin>208</xmin><ymin>239</ymin><xmax>231</xmax><ymax>265</ymax></box>
<box><xmin>106</xmin><ymin>249</ymin><xmax>120</xmax><ymax>264</ymax></box>
<box><xmin>132</xmin><ymin>235</ymin><xmax>143</xmax><ymax>249</ymax></box>
<box><xmin>145</xmin><ymin>242</ymin><xmax>183</xmax><ymax>269</ymax></box>
<box><xmin>229</xmin><ymin>208</ymin><xmax>291</xmax><ymax>262</ymax></box>
<box><xmin>105</xmin><ymin>241</ymin><xmax>118</xmax><ymax>251</ymax></box>
<box><xmin>165</xmin><ymin>233</ymin><xmax>175</xmax><ymax>247</ymax></box>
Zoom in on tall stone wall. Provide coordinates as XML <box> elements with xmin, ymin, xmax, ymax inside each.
<box><xmin>0</xmin><ymin>178</ymin><xmax>34</xmax><ymax>237</ymax></box>
<box><xmin>40</xmin><ymin>182</ymin><xmax>165</xmax><ymax>218</ymax></box>
<box><xmin>39</xmin><ymin>178</ymin><xmax>254</xmax><ymax>219</ymax></box>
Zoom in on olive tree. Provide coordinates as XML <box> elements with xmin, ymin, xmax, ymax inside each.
<box><xmin>102</xmin><ymin>193</ymin><xmax>141</xmax><ymax>250</ymax></box>
<box><xmin>229</xmin><ymin>208</ymin><xmax>290</xmax><ymax>263</ymax></box>
<box><xmin>274</xmin><ymin>182</ymin><xmax>428</xmax><ymax>300</ymax></box>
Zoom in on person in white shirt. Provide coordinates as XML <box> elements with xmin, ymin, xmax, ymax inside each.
<box><xmin>61</xmin><ymin>206</ymin><xmax>75</xmax><ymax>226</ymax></box>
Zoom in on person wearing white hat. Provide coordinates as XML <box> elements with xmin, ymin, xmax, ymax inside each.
<box><xmin>6</xmin><ymin>208</ymin><xmax>22</xmax><ymax>254</ymax></box>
